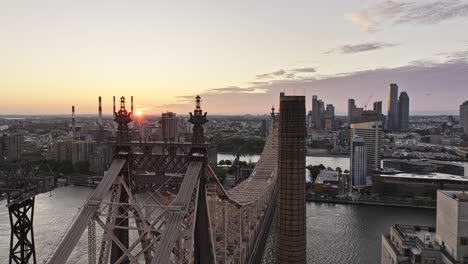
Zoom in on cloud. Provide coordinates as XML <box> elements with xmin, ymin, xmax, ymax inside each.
<box><xmin>290</xmin><ymin>67</ymin><xmax>317</xmax><ymax>73</ymax></box>
<box><xmin>248</xmin><ymin>81</ymin><xmax>270</xmax><ymax>85</ymax></box>
<box><xmin>256</xmin><ymin>69</ymin><xmax>286</xmax><ymax>79</ymax></box>
<box><xmin>326</xmin><ymin>42</ymin><xmax>398</xmax><ymax>54</ymax></box>
<box><xmin>347</xmin><ymin>0</ymin><xmax>468</xmax><ymax>33</ymax></box>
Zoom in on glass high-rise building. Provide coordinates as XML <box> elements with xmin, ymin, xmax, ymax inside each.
<box><xmin>387</xmin><ymin>83</ymin><xmax>399</xmax><ymax>131</ymax></box>
<box><xmin>350</xmin><ymin>121</ymin><xmax>383</xmax><ymax>177</ymax></box>
<box><xmin>351</xmin><ymin>136</ymin><xmax>367</xmax><ymax>188</ymax></box>
<box><xmin>398</xmin><ymin>92</ymin><xmax>409</xmax><ymax>131</ymax></box>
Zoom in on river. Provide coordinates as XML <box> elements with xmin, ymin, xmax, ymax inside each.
<box><xmin>218</xmin><ymin>153</ymin><xmax>351</xmax><ymax>171</ymax></box>
<box><xmin>0</xmin><ymin>185</ymin><xmax>436</xmax><ymax>264</ymax></box>
<box><xmin>218</xmin><ymin>153</ymin><xmax>468</xmax><ymax>176</ymax></box>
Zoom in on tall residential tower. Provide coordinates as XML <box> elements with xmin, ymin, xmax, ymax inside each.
<box><xmin>387</xmin><ymin>83</ymin><xmax>399</xmax><ymax>131</ymax></box>
<box><xmin>398</xmin><ymin>92</ymin><xmax>410</xmax><ymax>131</ymax></box>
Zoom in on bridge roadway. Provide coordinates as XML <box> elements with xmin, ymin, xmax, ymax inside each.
<box><xmin>47</xmin><ymin>122</ymin><xmax>278</xmax><ymax>264</ymax></box>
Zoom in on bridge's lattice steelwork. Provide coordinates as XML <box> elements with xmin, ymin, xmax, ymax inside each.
<box><xmin>47</xmin><ymin>96</ymin><xmax>279</xmax><ymax>264</ymax></box>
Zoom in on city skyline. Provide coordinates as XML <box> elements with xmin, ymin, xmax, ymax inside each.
<box><xmin>1</xmin><ymin>1</ymin><xmax>468</xmax><ymax>115</ymax></box>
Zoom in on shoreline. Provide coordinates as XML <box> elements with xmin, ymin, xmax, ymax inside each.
<box><xmin>307</xmin><ymin>197</ymin><xmax>436</xmax><ymax>209</ymax></box>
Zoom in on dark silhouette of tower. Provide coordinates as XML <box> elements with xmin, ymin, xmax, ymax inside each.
<box><xmin>276</xmin><ymin>93</ymin><xmax>306</xmax><ymax>264</ymax></box>
<box><xmin>188</xmin><ymin>95</ymin><xmax>208</xmax><ymax>153</ymax></box>
<box><xmin>399</xmin><ymin>92</ymin><xmax>410</xmax><ymax>131</ymax></box>
<box><xmin>387</xmin><ymin>83</ymin><xmax>399</xmax><ymax>131</ymax></box>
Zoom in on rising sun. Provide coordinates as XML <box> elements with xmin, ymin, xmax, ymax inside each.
<box><xmin>135</xmin><ymin>111</ymin><xmax>142</xmax><ymax>116</ymax></box>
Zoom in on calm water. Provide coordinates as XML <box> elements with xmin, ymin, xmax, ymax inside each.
<box><xmin>218</xmin><ymin>154</ymin><xmax>351</xmax><ymax>170</ymax></box>
<box><xmin>0</xmin><ymin>186</ymin><xmax>436</xmax><ymax>264</ymax></box>
<box><xmin>261</xmin><ymin>203</ymin><xmax>436</xmax><ymax>264</ymax></box>
<box><xmin>218</xmin><ymin>154</ymin><xmax>468</xmax><ymax>176</ymax></box>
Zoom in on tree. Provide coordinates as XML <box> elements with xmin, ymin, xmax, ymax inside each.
<box><xmin>74</xmin><ymin>161</ymin><xmax>90</xmax><ymax>174</ymax></box>
<box><xmin>58</xmin><ymin>161</ymin><xmax>74</xmax><ymax>174</ymax></box>
<box><xmin>336</xmin><ymin>167</ymin><xmax>342</xmax><ymax>173</ymax></box>
<box><xmin>218</xmin><ymin>160</ymin><xmax>225</xmax><ymax>166</ymax></box>
<box><xmin>225</xmin><ymin>160</ymin><xmax>232</xmax><ymax>166</ymax></box>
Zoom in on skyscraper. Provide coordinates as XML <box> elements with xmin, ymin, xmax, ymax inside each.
<box><xmin>373</xmin><ymin>101</ymin><xmax>382</xmax><ymax>115</ymax></box>
<box><xmin>277</xmin><ymin>93</ymin><xmax>306</xmax><ymax>264</ymax></box>
<box><xmin>348</xmin><ymin>99</ymin><xmax>356</xmax><ymax>124</ymax></box>
<box><xmin>161</xmin><ymin>112</ymin><xmax>179</xmax><ymax>141</ymax></box>
<box><xmin>350</xmin><ymin>121</ymin><xmax>383</xmax><ymax>176</ymax></box>
<box><xmin>351</xmin><ymin>136</ymin><xmax>367</xmax><ymax>189</ymax></box>
<box><xmin>460</xmin><ymin>101</ymin><xmax>468</xmax><ymax>135</ymax></box>
<box><xmin>398</xmin><ymin>92</ymin><xmax>410</xmax><ymax>131</ymax></box>
<box><xmin>387</xmin><ymin>83</ymin><xmax>399</xmax><ymax>131</ymax></box>
<box><xmin>0</xmin><ymin>133</ymin><xmax>25</xmax><ymax>160</ymax></box>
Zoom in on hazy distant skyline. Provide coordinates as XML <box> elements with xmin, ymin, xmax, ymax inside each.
<box><xmin>1</xmin><ymin>0</ymin><xmax>468</xmax><ymax>115</ymax></box>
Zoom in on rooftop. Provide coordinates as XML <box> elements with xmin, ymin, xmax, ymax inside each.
<box><xmin>393</xmin><ymin>224</ymin><xmax>438</xmax><ymax>250</ymax></box>
<box><xmin>380</xmin><ymin>172</ymin><xmax>468</xmax><ymax>183</ymax></box>
<box><xmin>439</xmin><ymin>190</ymin><xmax>468</xmax><ymax>201</ymax></box>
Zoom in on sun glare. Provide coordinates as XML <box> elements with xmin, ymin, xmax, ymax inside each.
<box><xmin>135</xmin><ymin>111</ymin><xmax>142</xmax><ymax>116</ymax></box>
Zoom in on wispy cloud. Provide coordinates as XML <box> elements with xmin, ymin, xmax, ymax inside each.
<box><xmin>290</xmin><ymin>67</ymin><xmax>317</xmax><ymax>73</ymax></box>
<box><xmin>166</xmin><ymin>49</ymin><xmax>468</xmax><ymax>114</ymax></box>
<box><xmin>347</xmin><ymin>0</ymin><xmax>468</xmax><ymax>33</ymax></box>
<box><xmin>248</xmin><ymin>81</ymin><xmax>270</xmax><ymax>85</ymax></box>
<box><xmin>256</xmin><ymin>69</ymin><xmax>287</xmax><ymax>79</ymax></box>
<box><xmin>326</xmin><ymin>42</ymin><xmax>398</xmax><ymax>54</ymax></box>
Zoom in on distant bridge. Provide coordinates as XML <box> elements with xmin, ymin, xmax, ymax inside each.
<box><xmin>47</xmin><ymin>96</ymin><xmax>280</xmax><ymax>264</ymax></box>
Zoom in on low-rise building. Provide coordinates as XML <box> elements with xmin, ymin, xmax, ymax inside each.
<box><xmin>314</xmin><ymin>170</ymin><xmax>339</xmax><ymax>193</ymax></box>
<box><xmin>381</xmin><ymin>190</ymin><xmax>468</xmax><ymax>264</ymax></box>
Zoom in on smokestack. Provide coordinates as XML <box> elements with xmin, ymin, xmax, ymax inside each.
<box><xmin>98</xmin><ymin>96</ymin><xmax>103</xmax><ymax>126</ymax></box>
<box><xmin>72</xmin><ymin>106</ymin><xmax>76</xmax><ymax>138</ymax></box>
<box><xmin>131</xmin><ymin>96</ymin><xmax>134</xmax><ymax>116</ymax></box>
<box><xmin>113</xmin><ymin>96</ymin><xmax>116</xmax><ymax>118</ymax></box>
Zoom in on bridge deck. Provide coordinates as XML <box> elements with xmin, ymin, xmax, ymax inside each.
<box><xmin>227</xmin><ymin>124</ymin><xmax>278</xmax><ymax>204</ymax></box>
<box><xmin>47</xmin><ymin>159</ymin><xmax>126</xmax><ymax>264</ymax></box>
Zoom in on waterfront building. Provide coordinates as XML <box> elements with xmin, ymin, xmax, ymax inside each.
<box><xmin>0</xmin><ymin>133</ymin><xmax>24</xmax><ymax>160</ymax></box>
<box><xmin>314</xmin><ymin>170</ymin><xmax>339</xmax><ymax>193</ymax></box>
<box><xmin>388</xmin><ymin>83</ymin><xmax>400</xmax><ymax>131</ymax></box>
<box><xmin>399</xmin><ymin>92</ymin><xmax>410</xmax><ymax>131</ymax></box>
<box><xmin>350</xmin><ymin>121</ymin><xmax>383</xmax><ymax>177</ymax></box>
<box><xmin>381</xmin><ymin>190</ymin><xmax>468</xmax><ymax>264</ymax></box>
<box><xmin>161</xmin><ymin>111</ymin><xmax>179</xmax><ymax>141</ymax></box>
<box><xmin>350</xmin><ymin>136</ymin><xmax>367</xmax><ymax>189</ymax></box>
<box><xmin>276</xmin><ymin>93</ymin><xmax>307</xmax><ymax>264</ymax></box>
<box><xmin>461</xmin><ymin>101</ymin><xmax>468</xmax><ymax>135</ymax></box>
<box><xmin>383</xmin><ymin>159</ymin><xmax>465</xmax><ymax>176</ymax></box>
<box><xmin>374</xmin><ymin>173</ymin><xmax>468</xmax><ymax>200</ymax></box>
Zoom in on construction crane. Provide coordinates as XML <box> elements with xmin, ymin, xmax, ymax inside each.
<box><xmin>364</xmin><ymin>94</ymin><xmax>373</xmax><ymax>110</ymax></box>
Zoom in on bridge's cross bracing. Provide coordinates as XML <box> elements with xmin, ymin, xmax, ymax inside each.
<box><xmin>47</xmin><ymin>96</ymin><xmax>279</xmax><ymax>264</ymax></box>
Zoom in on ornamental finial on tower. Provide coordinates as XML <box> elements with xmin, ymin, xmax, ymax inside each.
<box><xmin>189</xmin><ymin>95</ymin><xmax>208</xmax><ymax>146</ymax></box>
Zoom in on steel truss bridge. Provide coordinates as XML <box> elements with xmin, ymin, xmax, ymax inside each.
<box><xmin>46</xmin><ymin>96</ymin><xmax>279</xmax><ymax>264</ymax></box>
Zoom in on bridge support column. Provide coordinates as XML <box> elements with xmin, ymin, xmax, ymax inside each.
<box><xmin>276</xmin><ymin>94</ymin><xmax>306</xmax><ymax>264</ymax></box>
<box><xmin>8</xmin><ymin>197</ymin><xmax>36</xmax><ymax>264</ymax></box>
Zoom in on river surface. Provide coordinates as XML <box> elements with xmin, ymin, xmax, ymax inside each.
<box><xmin>218</xmin><ymin>153</ymin><xmax>468</xmax><ymax>176</ymax></box>
<box><xmin>0</xmin><ymin>185</ymin><xmax>436</xmax><ymax>264</ymax></box>
<box><xmin>218</xmin><ymin>153</ymin><xmax>351</xmax><ymax>171</ymax></box>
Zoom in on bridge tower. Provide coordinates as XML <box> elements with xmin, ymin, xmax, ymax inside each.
<box><xmin>110</xmin><ymin>96</ymin><xmax>133</xmax><ymax>264</ymax></box>
<box><xmin>276</xmin><ymin>93</ymin><xmax>307</xmax><ymax>264</ymax></box>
